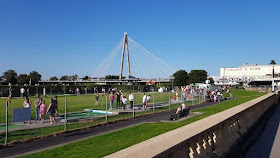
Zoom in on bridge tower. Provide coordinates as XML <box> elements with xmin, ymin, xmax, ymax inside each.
<box><xmin>119</xmin><ymin>32</ymin><xmax>131</xmax><ymax>80</ymax></box>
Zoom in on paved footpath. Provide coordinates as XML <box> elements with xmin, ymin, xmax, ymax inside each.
<box><xmin>0</xmin><ymin>101</ymin><xmax>217</xmax><ymax>158</ymax></box>
<box><xmin>245</xmin><ymin>105</ymin><xmax>280</xmax><ymax>158</ymax></box>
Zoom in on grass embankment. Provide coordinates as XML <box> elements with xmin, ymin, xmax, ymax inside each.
<box><xmin>19</xmin><ymin>90</ymin><xmax>266</xmax><ymax>158</ymax></box>
<box><xmin>0</xmin><ymin>92</ymin><xmax>177</xmax><ymax>123</ymax></box>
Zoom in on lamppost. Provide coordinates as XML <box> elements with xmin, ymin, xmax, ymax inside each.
<box><xmin>270</xmin><ymin>60</ymin><xmax>276</xmax><ymax>92</ymax></box>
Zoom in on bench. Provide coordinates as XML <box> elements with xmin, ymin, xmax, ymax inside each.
<box><xmin>169</xmin><ymin>108</ymin><xmax>190</xmax><ymax>121</ymax></box>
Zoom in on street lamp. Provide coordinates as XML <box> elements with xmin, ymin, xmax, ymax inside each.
<box><xmin>270</xmin><ymin>60</ymin><xmax>276</xmax><ymax>92</ymax></box>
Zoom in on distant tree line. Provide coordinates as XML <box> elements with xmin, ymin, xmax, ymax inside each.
<box><xmin>172</xmin><ymin>69</ymin><xmax>214</xmax><ymax>86</ymax></box>
<box><xmin>1</xmin><ymin>70</ymin><xmax>42</xmax><ymax>85</ymax></box>
<box><xmin>1</xmin><ymin>69</ymin><xmax>213</xmax><ymax>86</ymax></box>
<box><xmin>1</xmin><ymin>70</ymin><xmax>93</xmax><ymax>85</ymax></box>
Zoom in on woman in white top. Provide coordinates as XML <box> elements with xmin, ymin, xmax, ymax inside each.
<box><xmin>142</xmin><ymin>93</ymin><xmax>147</xmax><ymax>110</ymax></box>
<box><xmin>23</xmin><ymin>96</ymin><xmax>32</xmax><ymax>124</ymax></box>
<box><xmin>23</xmin><ymin>96</ymin><xmax>31</xmax><ymax>108</ymax></box>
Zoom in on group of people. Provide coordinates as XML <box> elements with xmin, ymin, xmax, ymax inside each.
<box><xmin>94</xmin><ymin>91</ymin><xmax>135</xmax><ymax>111</ymax></box>
<box><xmin>94</xmin><ymin>91</ymin><xmax>153</xmax><ymax>111</ymax></box>
<box><xmin>206</xmin><ymin>88</ymin><xmax>234</xmax><ymax>102</ymax></box>
<box><xmin>23</xmin><ymin>94</ymin><xmax>58</xmax><ymax>124</ymax></box>
<box><xmin>142</xmin><ymin>93</ymin><xmax>151</xmax><ymax>110</ymax></box>
<box><xmin>109</xmin><ymin>91</ymin><xmax>135</xmax><ymax>111</ymax></box>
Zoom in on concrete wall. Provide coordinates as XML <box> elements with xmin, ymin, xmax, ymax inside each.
<box><xmin>106</xmin><ymin>91</ymin><xmax>280</xmax><ymax>158</ymax></box>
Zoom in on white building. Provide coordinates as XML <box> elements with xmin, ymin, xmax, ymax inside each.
<box><xmin>220</xmin><ymin>64</ymin><xmax>280</xmax><ymax>79</ymax></box>
<box><xmin>215</xmin><ymin>63</ymin><xmax>280</xmax><ymax>86</ymax></box>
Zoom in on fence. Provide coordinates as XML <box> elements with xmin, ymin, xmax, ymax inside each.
<box><xmin>0</xmin><ymin>85</ymin><xmax>170</xmax><ymax>98</ymax></box>
<box><xmin>0</xmin><ymin>90</ymin><xmax>206</xmax><ymax>145</ymax></box>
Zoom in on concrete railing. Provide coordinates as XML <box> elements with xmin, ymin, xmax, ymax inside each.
<box><xmin>106</xmin><ymin>91</ymin><xmax>280</xmax><ymax>158</ymax></box>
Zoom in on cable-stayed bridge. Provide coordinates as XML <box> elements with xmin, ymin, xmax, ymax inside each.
<box><xmin>93</xmin><ymin>32</ymin><xmax>176</xmax><ymax>81</ymax></box>
<box><xmin>40</xmin><ymin>33</ymin><xmax>175</xmax><ymax>85</ymax></box>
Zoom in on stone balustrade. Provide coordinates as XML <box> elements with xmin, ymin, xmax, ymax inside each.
<box><xmin>106</xmin><ymin>91</ymin><xmax>280</xmax><ymax>158</ymax></box>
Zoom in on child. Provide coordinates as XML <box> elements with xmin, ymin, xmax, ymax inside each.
<box><xmin>40</xmin><ymin>100</ymin><xmax>47</xmax><ymax>123</ymax></box>
<box><xmin>122</xmin><ymin>96</ymin><xmax>127</xmax><ymax>111</ymax></box>
<box><xmin>146</xmin><ymin>95</ymin><xmax>151</xmax><ymax>107</ymax></box>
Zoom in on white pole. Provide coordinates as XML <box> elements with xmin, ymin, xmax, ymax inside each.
<box><xmin>133</xmin><ymin>98</ymin><xmax>135</xmax><ymax>118</ymax></box>
<box><xmin>199</xmin><ymin>92</ymin><xmax>200</xmax><ymax>104</ymax></box>
<box><xmin>64</xmin><ymin>98</ymin><xmax>67</xmax><ymax>131</ymax></box>
<box><xmin>169</xmin><ymin>90</ymin><xmax>171</xmax><ymax>110</ymax></box>
<box><xmin>106</xmin><ymin>94</ymin><xmax>108</xmax><ymax>122</ymax></box>
<box><xmin>5</xmin><ymin>101</ymin><xmax>8</xmax><ymax>145</ymax></box>
<box><xmin>192</xmin><ymin>93</ymin><xmax>193</xmax><ymax>106</ymax></box>
<box><xmin>153</xmin><ymin>92</ymin><xmax>155</xmax><ymax>113</ymax></box>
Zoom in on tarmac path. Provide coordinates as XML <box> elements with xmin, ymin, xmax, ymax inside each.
<box><xmin>0</xmin><ymin>101</ymin><xmax>217</xmax><ymax>158</ymax></box>
<box><xmin>245</xmin><ymin>105</ymin><xmax>280</xmax><ymax>158</ymax></box>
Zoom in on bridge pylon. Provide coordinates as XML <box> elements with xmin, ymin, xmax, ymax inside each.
<box><xmin>119</xmin><ymin>32</ymin><xmax>131</xmax><ymax>80</ymax></box>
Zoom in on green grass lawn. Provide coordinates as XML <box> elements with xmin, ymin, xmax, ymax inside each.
<box><xmin>18</xmin><ymin>90</ymin><xmax>266</xmax><ymax>158</ymax></box>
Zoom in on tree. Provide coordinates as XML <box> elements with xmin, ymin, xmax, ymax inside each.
<box><xmin>28</xmin><ymin>71</ymin><xmax>41</xmax><ymax>84</ymax></box>
<box><xmin>68</xmin><ymin>74</ymin><xmax>78</xmax><ymax>81</ymax></box>
<box><xmin>2</xmin><ymin>70</ymin><xmax>17</xmax><ymax>84</ymax></box>
<box><xmin>49</xmin><ymin>76</ymin><xmax>58</xmax><ymax>81</ymax></box>
<box><xmin>105</xmin><ymin>75</ymin><xmax>120</xmax><ymax>80</ymax></box>
<box><xmin>60</xmin><ymin>75</ymin><xmax>68</xmax><ymax>80</ymax></box>
<box><xmin>82</xmin><ymin>76</ymin><xmax>90</xmax><ymax>81</ymax></box>
<box><xmin>172</xmin><ymin>70</ymin><xmax>189</xmax><ymax>86</ymax></box>
<box><xmin>208</xmin><ymin>77</ymin><xmax>215</xmax><ymax>84</ymax></box>
<box><xmin>270</xmin><ymin>59</ymin><xmax>276</xmax><ymax>65</ymax></box>
<box><xmin>18</xmin><ymin>74</ymin><xmax>29</xmax><ymax>85</ymax></box>
<box><xmin>188</xmin><ymin>70</ymin><xmax>208</xmax><ymax>84</ymax></box>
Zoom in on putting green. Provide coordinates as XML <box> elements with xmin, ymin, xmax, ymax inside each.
<box><xmin>60</xmin><ymin>111</ymin><xmax>106</xmax><ymax>119</ymax></box>
<box><xmin>0</xmin><ymin>124</ymin><xmax>26</xmax><ymax>130</ymax></box>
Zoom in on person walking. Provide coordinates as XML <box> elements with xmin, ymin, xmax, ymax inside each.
<box><xmin>182</xmin><ymin>92</ymin><xmax>186</xmax><ymax>102</ymax></box>
<box><xmin>20</xmin><ymin>87</ymin><xmax>25</xmax><ymax>98</ymax></box>
<box><xmin>217</xmin><ymin>90</ymin><xmax>221</xmax><ymax>102</ymax></box>
<box><xmin>40</xmin><ymin>100</ymin><xmax>47</xmax><ymax>123</ymax></box>
<box><xmin>95</xmin><ymin>93</ymin><xmax>99</xmax><ymax>106</ymax></box>
<box><xmin>142</xmin><ymin>93</ymin><xmax>147</xmax><ymax>110</ymax></box>
<box><xmin>129</xmin><ymin>92</ymin><xmax>134</xmax><ymax>110</ymax></box>
<box><xmin>146</xmin><ymin>95</ymin><xmax>151</xmax><ymax>107</ymax></box>
<box><xmin>34</xmin><ymin>94</ymin><xmax>42</xmax><ymax>120</ymax></box>
<box><xmin>116</xmin><ymin>91</ymin><xmax>121</xmax><ymax>109</ymax></box>
<box><xmin>109</xmin><ymin>92</ymin><xmax>114</xmax><ymax>110</ymax></box>
<box><xmin>53</xmin><ymin>96</ymin><xmax>58</xmax><ymax>116</ymax></box>
<box><xmin>76</xmin><ymin>88</ymin><xmax>80</xmax><ymax>95</ymax></box>
<box><xmin>47</xmin><ymin>99</ymin><xmax>56</xmax><ymax>124</ymax></box>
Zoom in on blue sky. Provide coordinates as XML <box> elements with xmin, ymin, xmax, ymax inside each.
<box><xmin>0</xmin><ymin>0</ymin><xmax>279</xmax><ymax>79</ymax></box>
